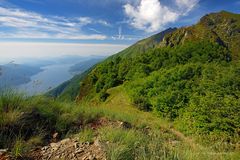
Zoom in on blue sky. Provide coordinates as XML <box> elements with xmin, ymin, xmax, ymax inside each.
<box><xmin>0</xmin><ymin>0</ymin><xmax>239</xmax><ymax>59</ymax></box>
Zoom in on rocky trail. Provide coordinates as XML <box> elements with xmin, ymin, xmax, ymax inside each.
<box><xmin>0</xmin><ymin>138</ymin><xmax>105</xmax><ymax>160</ymax></box>
<box><xmin>0</xmin><ymin>117</ymin><xmax>131</xmax><ymax>160</ymax></box>
<box><xmin>28</xmin><ymin>137</ymin><xmax>106</xmax><ymax>160</ymax></box>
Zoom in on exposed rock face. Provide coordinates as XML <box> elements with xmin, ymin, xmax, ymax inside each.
<box><xmin>28</xmin><ymin>138</ymin><xmax>106</xmax><ymax>160</ymax></box>
<box><xmin>159</xmin><ymin>11</ymin><xmax>240</xmax><ymax>60</ymax></box>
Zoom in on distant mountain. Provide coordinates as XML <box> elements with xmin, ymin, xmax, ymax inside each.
<box><xmin>17</xmin><ymin>55</ymin><xmax>104</xmax><ymax>67</ymax></box>
<box><xmin>47</xmin><ymin>58</ymin><xmax>104</xmax><ymax>100</ymax></box>
<box><xmin>0</xmin><ymin>63</ymin><xmax>42</xmax><ymax>89</ymax></box>
<box><xmin>69</xmin><ymin>58</ymin><xmax>104</xmax><ymax>74</ymax></box>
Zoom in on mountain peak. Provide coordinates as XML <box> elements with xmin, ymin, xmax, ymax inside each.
<box><xmin>158</xmin><ymin>11</ymin><xmax>240</xmax><ymax>59</ymax></box>
<box><xmin>199</xmin><ymin>10</ymin><xmax>240</xmax><ymax>26</ymax></box>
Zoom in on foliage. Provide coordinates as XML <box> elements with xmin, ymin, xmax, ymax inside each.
<box><xmin>11</xmin><ymin>138</ymin><xmax>27</xmax><ymax>158</ymax></box>
<box><xmin>78</xmin><ymin>40</ymin><xmax>239</xmax><ymax>142</ymax></box>
<box><xmin>99</xmin><ymin>90</ymin><xmax>110</xmax><ymax>102</ymax></box>
<box><xmin>126</xmin><ymin>62</ymin><xmax>240</xmax><ymax>139</ymax></box>
<box><xmin>0</xmin><ymin>87</ymin><xmax>239</xmax><ymax>159</ymax></box>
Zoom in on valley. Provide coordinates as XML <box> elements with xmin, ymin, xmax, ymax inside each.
<box><xmin>0</xmin><ymin>56</ymin><xmax>103</xmax><ymax>95</ymax></box>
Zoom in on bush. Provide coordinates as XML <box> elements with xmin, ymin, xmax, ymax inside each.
<box><xmin>99</xmin><ymin>90</ymin><xmax>110</xmax><ymax>102</ymax></box>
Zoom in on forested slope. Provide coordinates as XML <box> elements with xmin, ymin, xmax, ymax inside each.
<box><xmin>75</xmin><ymin>11</ymin><xmax>240</xmax><ymax>141</ymax></box>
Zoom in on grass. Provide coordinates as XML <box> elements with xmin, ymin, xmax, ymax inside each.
<box><xmin>0</xmin><ymin>88</ymin><xmax>239</xmax><ymax>159</ymax></box>
<box><xmin>78</xmin><ymin>128</ymin><xmax>95</xmax><ymax>143</ymax></box>
<box><xmin>99</xmin><ymin>126</ymin><xmax>179</xmax><ymax>160</ymax></box>
<box><xmin>11</xmin><ymin>137</ymin><xmax>27</xmax><ymax>158</ymax></box>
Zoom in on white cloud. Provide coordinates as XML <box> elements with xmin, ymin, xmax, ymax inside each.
<box><xmin>0</xmin><ymin>42</ymin><xmax>129</xmax><ymax>60</ymax></box>
<box><xmin>78</xmin><ymin>17</ymin><xmax>93</xmax><ymax>25</ymax></box>
<box><xmin>124</xmin><ymin>0</ymin><xmax>199</xmax><ymax>32</ymax></box>
<box><xmin>175</xmin><ymin>0</ymin><xmax>199</xmax><ymax>14</ymax></box>
<box><xmin>88</xmin><ymin>28</ymin><xmax>102</xmax><ymax>34</ymax></box>
<box><xmin>78</xmin><ymin>17</ymin><xmax>111</xmax><ymax>27</ymax></box>
<box><xmin>97</xmin><ymin>19</ymin><xmax>111</xmax><ymax>27</ymax></box>
<box><xmin>0</xmin><ymin>6</ymin><xmax>110</xmax><ymax>40</ymax></box>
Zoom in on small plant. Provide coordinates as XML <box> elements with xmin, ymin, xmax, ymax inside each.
<box><xmin>0</xmin><ymin>90</ymin><xmax>25</xmax><ymax>112</ymax></box>
<box><xmin>27</xmin><ymin>135</ymin><xmax>44</xmax><ymax>147</ymax></box>
<box><xmin>79</xmin><ymin>128</ymin><xmax>94</xmax><ymax>143</ymax></box>
<box><xmin>11</xmin><ymin>138</ymin><xmax>26</xmax><ymax>158</ymax></box>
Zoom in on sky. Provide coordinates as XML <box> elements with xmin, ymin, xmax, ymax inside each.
<box><xmin>0</xmin><ymin>0</ymin><xmax>239</xmax><ymax>59</ymax></box>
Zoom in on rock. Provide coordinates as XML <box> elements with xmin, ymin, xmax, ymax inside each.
<box><xmin>52</xmin><ymin>132</ymin><xmax>59</xmax><ymax>139</ymax></box>
<box><xmin>0</xmin><ymin>149</ymin><xmax>8</xmax><ymax>157</ymax></box>
<box><xmin>0</xmin><ymin>149</ymin><xmax>8</xmax><ymax>153</ymax></box>
<box><xmin>94</xmin><ymin>139</ymin><xmax>100</xmax><ymax>146</ymax></box>
<box><xmin>55</xmin><ymin>155</ymin><xmax>60</xmax><ymax>159</ymax></box>
<box><xmin>74</xmin><ymin>142</ymin><xmax>80</xmax><ymax>149</ymax></box>
<box><xmin>60</xmin><ymin>138</ymin><xmax>70</xmax><ymax>144</ymax></box>
<box><xmin>119</xmin><ymin>121</ymin><xmax>132</xmax><ymax>129</ymax></box>
<box><xmin>27</xmin><ymin>137</ymin><xmax>106</xmax><ymax>160</ymax></box>
<box><xmin>50</xmin><ymin>143</ymin><xmax>59</xmax><ymax>151</ymax></box>
<box><xmin>84</xmin><ymin>142</ymin><xmax>90</xmax><ymax>146</ymax></box>
<box><xmin>75</xmin><ymin>148</ymin><xmax>84</xmax><ymax>154</ymax></box>
<box><xmin>41</xmin><ymin>146</ymin><xmax>49</xmax><ymax>151</ymax></box>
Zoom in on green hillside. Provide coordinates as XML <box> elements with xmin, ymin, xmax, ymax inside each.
<box><xmin>116</xmin><ymin>27</ymin><xmax>177</xmax><ymax>58</ymax></box>
<box><xmin>72</xmin><ymin>11</ymin><xmax>240</xmax><ymax>144</ymax></box>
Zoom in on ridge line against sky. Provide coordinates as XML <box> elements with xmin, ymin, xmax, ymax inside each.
<box><xmin>0</xmin><ymin>0</ymin><xmax>239</xmax><ymax>58</ymax></box>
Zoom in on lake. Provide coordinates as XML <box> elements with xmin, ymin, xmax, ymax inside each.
<box><xmin>18</xmin><ymin>64</ymin><xmax>74</xmax><ymax>95</ymax></box>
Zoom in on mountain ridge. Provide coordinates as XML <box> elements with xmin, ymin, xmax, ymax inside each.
<box><xmin>51</xmin><ymin>11</ymin><xmax>240</xmax><ymax>144</ymax></box>
<box><xmin>159</xmin><ymin>11</ymin><xmax>240</xmax><ymax>59</ymax></box>
<box><xmin>76</xmin><ymin>11</ymin><xmax>239</xmax><ymax>101</ymax></box>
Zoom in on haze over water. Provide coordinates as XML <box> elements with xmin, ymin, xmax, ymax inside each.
<box><xmin>18</xmin><ymin>64</ymin><xmax>73</xmax><ymax>95</ymax></box>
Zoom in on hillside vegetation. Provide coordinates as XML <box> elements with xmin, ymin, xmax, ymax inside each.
<box><xmin>75</xmin><ymin>11</ymin><xmax>240</xmax><ymax>146</ymax></box>
<box><xmin>1</xmin><ymin>88</ymin><xmax>239</xmax><ymax>159</ymax></box>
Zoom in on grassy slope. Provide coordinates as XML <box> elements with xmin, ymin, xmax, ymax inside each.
<box><xmin>1</xmin><ymin>88</ymin><xmax>240</xmax><ymax>159</ymax></box>
<box><xmin>74</xmin><ymin>12</ymin><xmax>240</xmax><ymax>148</ymax></box>
<box><xmin>93</xmin><ymin>86</ymin><xmax>240</xmax><ymax>159</ymax></box>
